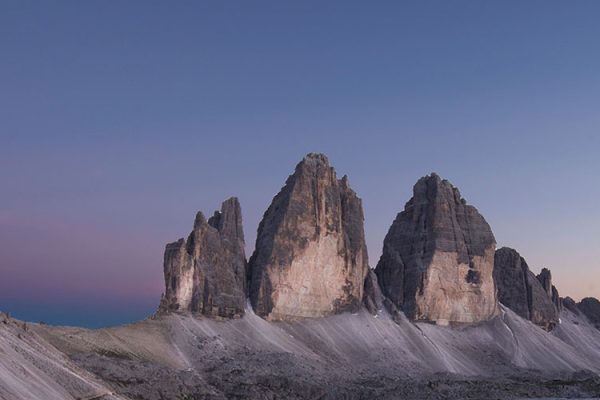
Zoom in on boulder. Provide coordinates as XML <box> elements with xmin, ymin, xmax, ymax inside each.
<box><xmin>160</xmin><ymin>197</ymin><xmax>247</xmax><ymax>318</ymax></box>
<box><xmin>248</xmin><ymin>153</ymin><xmax>369</xmax><ymax>320</ymax></box>
<box><xmin>375</xmin><ymin>173</ymin><xmax>498</xmax><ymax>325</ymax></box>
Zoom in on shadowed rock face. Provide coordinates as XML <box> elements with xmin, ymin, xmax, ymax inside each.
<box><xmin>558</xmin><ymin>296</ymin><xmax>600</xmax><ymax>330</ymax></box>
<box><xmin>160</xmin><ymin>197</ymin><xmax>246</xmax><ymax>318</ymax></box>
<box><xmin>562</xmin><ymin>296</ymin><xmax>579</xmax><ymax>315</ymax></box>
<box><xmin>363</xmin><ymin>269</ymin><xmax>384</xmax><ymax>315</ymax></box>
<box><xmin>561</xmin><ymin>296</ymin><xmax>600</xmax><ymax>330</ymax></box>
<box><xmin>493</xmin><ymin>248</ymin><xmax>531</xmax><ymax>320</ymax></box>
<box><xmin>494</xmin><ymin>247</ymin><xmax>558</xmax><ymax>330</ymax></box>
<box><xmin>375</xmin><ymin>173</ymin><xmax>499</xmax><ymax>325</ymax></box>
<box><xmin>537</xmin><ymin>268</ymin><xmax>562</xmax><ymax>312</ymax></box>
<box><xmin>578</xmin><ymin>297</ymin><xmax>600</xmax><ymax>329</ymax></box>
<box><xmin>248</xmin><ymin>153</ymin><xmax>369</xmax><ymax>320</ymax></box>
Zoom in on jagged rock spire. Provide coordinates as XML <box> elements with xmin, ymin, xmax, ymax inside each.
<box><xmin>494</xmin><ymin>247</ymin><xmax>559</xmax><ymax>330</ymax></box>
<box><xmin>161</xmin><ymin>197</ymin><xmax>247</xmax><ymax>318</ymax></box>
<box><xmin>537</xmin><ymin>268</ymin><xmax>562</xmax><ymax>312</ymax></box>
<box><xmin>248</xmin><ymin>153</ymin><xmax>369</xmax><ymax>320</ymax></box>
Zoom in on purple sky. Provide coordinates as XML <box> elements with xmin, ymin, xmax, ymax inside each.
<box><xmin>1</xmin><ymin>1</ymin><xmax>600</xmax><ymax>327</ymax></box>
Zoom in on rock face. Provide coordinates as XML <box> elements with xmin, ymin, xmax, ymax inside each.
<box><xmin>537</xmin><ymin>268</ymin><xmax>562</xmax><ymax>312</ymax></box>
<box><xmin>161</xmin><ymin>197</ymin><xmax>247</xmax><ymax>318</ymax></box>
<box><xmin>562</xmin><ymin>296</ymin><xmax>579</xmax><ymax>315</ymax></box>
<box><xmin>375</xmin><ymin>173</ymin><xmax>499</xmax><ymax>325</ymax></box>
<box><xmin>248</xmin><ymin>153</ymin><xmax>369</xmax><ymax>320</ymax></box>
<box><xmin>578</xmin><ymin>297</ymin><xmax>600</xmax><ymax>329</ymax></box>
<box><xmin>561</xmin><ymin>296</ymin><xmax>600</xmax><ymax>330</ymax></box>
<box><xmin>493</xmin><ymin>248</ymin><xmax>531</xmax><ymax>320</ymax></box>
<box><xmin>493</xmin><ymin>247</ymin><xmax>559</xmax><ymax>330</ymax></box>
<box><xmin>363</xmin><ymin>269</ymin><xmax>384</xmax><ymax>315</ymax></box>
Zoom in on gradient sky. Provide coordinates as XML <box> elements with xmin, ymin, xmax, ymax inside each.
<box><xmin>1</xmin><ymin>1</ymin><xmax>599</xmax><ymax>328</ymax></box>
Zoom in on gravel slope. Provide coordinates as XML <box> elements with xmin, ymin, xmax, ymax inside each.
<box><xmin>0</xmin><ymin>314</ymin><xmax>125</xmax><ymax>400</ymax></box>
<box><xmin>1</xmin><ymin>306</ymin><xmax>600</xmax><ymax>399</ymax></box>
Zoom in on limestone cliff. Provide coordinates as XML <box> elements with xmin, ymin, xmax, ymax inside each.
<box><xmin>493</xmin><ymin>247</ymin><xmax>559</xmax><ymax>330</ymax></box>
<box><xmin>374</xmin><ymin>173</ymin><xmax>499</xmax><ymax>325</ymax></box>
<box><xmin>248</xmin><ymin>153</ymin><xmax>369</xmax><ymax>320</ymax></box>
<box><xmin>577</xmin><ymin>297</ymin><xmax>600</xmax><ymax>329</ymax></box>
<box><xmin>562</xmin><ymin>296</ymin><xmax>600</xmax><ymax>330</ymax></box>
<box><xmin>537</xmin><ymin>268</ymin><xmax>562</xmax><ymax>312</ymax></box>
<box><xmin>363</xmin><ymin>269</ymin><xmax>385</xmax><ymax>315</ymax></box>
<box><xmin>161</xmin><ymin>197</ymin><xmax>246</xmax><ymax>318</ymax></box>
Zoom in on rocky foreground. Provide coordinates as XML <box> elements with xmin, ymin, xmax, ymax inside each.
<box><xmin>2</xmin><ymin>305</ymin><xmax>600</xmax><ymax>400</ymax></box>
<box><xmin>2</xmin><ymin>153</ymin><xmax>600</xmax><ymax>399</ymax></box>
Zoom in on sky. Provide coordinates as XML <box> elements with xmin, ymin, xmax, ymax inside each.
<box><xmin>1</xmin><ymin>1</ymin><xmax>599</xmax><ymax>328</ymax></box>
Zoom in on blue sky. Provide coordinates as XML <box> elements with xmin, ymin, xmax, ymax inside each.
<box><xmin>1</xmin><ymin>1</ymin><xmax>599</xmax><ymax>327</ymax></box>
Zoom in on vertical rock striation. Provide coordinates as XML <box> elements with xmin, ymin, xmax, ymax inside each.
<box><xmin>493</xmin><ymin>247</ymin><xmax>559</xmax><ymax>330</ymax></box>
<box><xmin>161</xmin><ymin>197</ymin><xmax>247</xmax><ymax>318</ymax></box>
<box><xmin>248</xmin><ymin>153</ymin><xmax>369</xmax><ymax>320</ymax></box>
<box><xmin>375</xmin><ymin>173</ymin><xmax>499</xmax><ymax>325</ymax></box>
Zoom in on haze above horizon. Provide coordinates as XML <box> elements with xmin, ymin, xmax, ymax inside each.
<box><xmin>1</xmin><ymin>1</ymin><xmax>599</xmax><ymax>328</ymax></box>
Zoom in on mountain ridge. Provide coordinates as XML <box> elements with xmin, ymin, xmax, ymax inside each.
<box><xmin>3</xmin><ymin>153</ymin><xmax>600</xmax><ymax>399</ymax></box>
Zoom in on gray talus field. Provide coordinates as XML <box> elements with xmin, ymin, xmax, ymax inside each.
<box><xmin>2</xmin><ymin>305</ymin><xmax>600</xmax><ymax>399</ymax></box>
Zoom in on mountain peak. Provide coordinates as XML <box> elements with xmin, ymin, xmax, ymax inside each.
<box><xmin>375</xmin><ymin>174</ymin><xmax>498</xmax><ymax>324</ymax></box>
<box><xmin>248</xmin><ymin>154</ymin><xmax>368</xmax><ymax>320</ymax></box>
<box><xmin>161</xmin><ymin>198</ymin><xmax>247</xmax><ymax>318</ymax></box>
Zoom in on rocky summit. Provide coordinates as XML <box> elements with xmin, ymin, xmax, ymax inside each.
<box><xmin>160</xmin><ymin>197</ymin><xmax>247</xmax><ymax>318</ymax></box>
<box><xmin>248</xmin><ymin>153</ymin><xmax>369</xmax><ymax>320</ymax></box>
<box><xmin>375</xmin><ymin>173</ymin><xmax>499</xmax><ymax>325</ymax></box>
<box><xmin>493</xmin><ymin>247</ymin><xmax>559</xmax><ymax>330</ymax></box>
